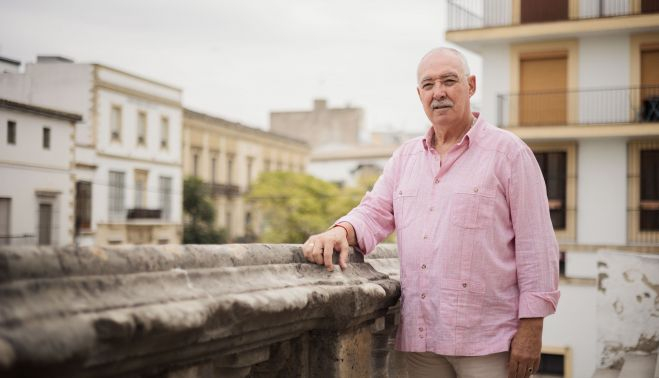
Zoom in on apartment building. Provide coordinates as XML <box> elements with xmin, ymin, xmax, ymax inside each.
<box><xmin>270</xmin><ymin>99</ymin><xmax>364</xmax><ymax>148</ymax></box>
<box><xmin>446</xmin><ymin>1</ymin><xmax>659</xmax><ymax>377</ymax></box>
<box><xmin>0</xmin><ymin>99</ymin><xmax>81</xmax><ymax>247</ymax></box>
<box><xmin>0</xmin><ymin>56</ymin><xmax>183</xmax><ymax>246</ymax></box>
<box><xmin>183</xmin><ymin>109</ymin><xmax>310</xmax><ymax>240</ymax></box>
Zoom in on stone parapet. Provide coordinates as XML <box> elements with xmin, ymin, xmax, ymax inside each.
<box><xmin>0</xmin><ymin>244</ymin><xmax>401</xmax><ymax>377</ymax></box>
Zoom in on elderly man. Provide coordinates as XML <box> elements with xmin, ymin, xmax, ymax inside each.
<box><xmin>302</xmin><ymin>47</ymin><xmax>559</xmax><ymax>378</ymax></box>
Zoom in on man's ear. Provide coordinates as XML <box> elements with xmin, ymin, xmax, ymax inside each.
<box><xmin>468</xmin><ymin>75</ymin><xmax>476</xmax><ymax>97</ymax></box>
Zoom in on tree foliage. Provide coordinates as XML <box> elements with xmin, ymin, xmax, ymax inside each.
<box><xmin>182</xmin><ymin>176</ymin><xmax>227</xmax><ymax>244</ymax></box>
<box><xmin>247</xmin><ymin>172</ymin><xmax>366</xmax><ymax>243</ymax></box>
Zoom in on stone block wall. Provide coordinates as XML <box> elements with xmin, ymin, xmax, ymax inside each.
<box><xmin>0</xmin><ymin>244</ymin><xmax>401</xmax><ymax>377</ymax></box>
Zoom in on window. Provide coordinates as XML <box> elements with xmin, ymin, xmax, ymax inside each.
<box><xmin>211</xmin><ymin>156</ymin><xmax>217</xmax><ymax>183</ymax></box>
<box><xmin>640</xmin><ymin>149</ymin><xmax>659</xmax><ymax>230</ymax></box>
<box><xmin>530</xmin><ymin>143</ymin><xmax>576</xmax><ymax>242</ymax></box>
<box><xmin>160</xmin><ymin>116</ymin><xmax>169</xmax><ymax>149</ymax></box>
<box><xmin>510</xmin><ymin>41</ymin><xmax>578</xmax><ymax>128</ymax></box>
<box><xmin>137</xmin><ymin>111</ymin><xmax>147</xmax><ymax>146</ymax></box>
<box><xmin>520</xmin><ymin>52</ymin><xmax>568</xmax><ymax>126</ymax></box>
<box><xmin>134</xmin><ymin>170</ymin><xmax>148</xmax><ymax>208</ymax></box>
<box><xmin>38</xmin><ymin>203</ymin><xmax>53</xmax><ymax>245</ymax></box>
<box><xmin>42</xmin><ymin>127</ymin><xmax>51</xmax><ymax>149</ymax></box>
<box><xmin>7</xmin><ymin>121</ymin><xmax>16</xmax><ymax>145</ymax></box>
<box><xmin>0</xmin><ymin>198</ymin><xmax>10</xmax><ymax>245</ymax></box>
<box><xmin>521</xmin><ymin>0</ymin><xmax>568</xmax><ymax>24</ymax></box>
<box><xmin>247</xmin><ymin>157</ymin><xmax>254</xmax><ymax>186</ymax></box>
<box><xmin>193</xmin><ymin>152</ymin><xmax>199</xmax><ymax>177</ymax></box>
<box><xmin>110</xmin><ymin>105</ymin><xmax>122</xmax><ymax>141</ymax></box>
<box><xmin>534</xmin><ymin>151</ymin><xmax>567</xmax><ymax>229</ymax></box>
<box><xmin>109</xmin><ymin>171</ymin><xmax>125</xmax><ymax>220</ymax></box>
<box><xmin>75</xmin><ymin>181</ymin><xmax>92</xmax><ymax>234</ymax></box>
<box><xmin>628</xmin><ymin>140</ymin><xmax>659</xmax><ymax>243</ymax></box>
<box><xmin>227</xmin><ymin>154</ymin><xmax>235</xmax><ymax>184</ymax></box>
<box><xmin>159</xmin><ymin>176</ymin><xmax>172</xmax><ymax>221</ymax></box>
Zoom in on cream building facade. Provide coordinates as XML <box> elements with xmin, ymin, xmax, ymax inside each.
<box><xmin>183</xmin><ymin>109</ymin><xmax>310</xmax><ymax>240</ymax></box>
<box><xmin>0</xmin><ymin>56</ymin><xmax>183</xmax><ymax>246</ymax></box>
<box><xmin>0</xmin><ymin>98</ymin><xmax>81</xmax><ymax>247</ymax></box>
<box><xmin>446</xmin><ymin>1</ymin><xmax>659</xmax><ymax>377</ymax></box>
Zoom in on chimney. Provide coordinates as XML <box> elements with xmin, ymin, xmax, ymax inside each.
<box><xmin>313</xmin><ymin>99</ymin><xmax>327</xmax><ymax>111</ymax></box>
<box><xmin>36</xmin><ymin>55</ymin><xmax>74</xmax><ymax>64</ymax></box>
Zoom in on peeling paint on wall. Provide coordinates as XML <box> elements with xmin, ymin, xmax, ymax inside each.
<box><xmin>597</xmin><ymin>251</ymin><xmax>659</xmax><ymax>369</ymax></box>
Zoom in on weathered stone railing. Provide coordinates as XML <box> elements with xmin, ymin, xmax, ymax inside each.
<box><xmin>0</xmin><ymin>244</ymin><xmax>401</xmax><ymax>377</ymax></box>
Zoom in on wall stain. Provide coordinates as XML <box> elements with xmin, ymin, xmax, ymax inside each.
<box><xmin>598</xmin><ymin>272</ymin><xmax>609</xmax><ymax>294</ymax></box>
<box><xmin>613</xmin><ymin>300</ymin><xmax>624</xmax><ymax>315</ymax></box>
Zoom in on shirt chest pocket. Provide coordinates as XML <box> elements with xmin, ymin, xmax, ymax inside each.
<box><xmin>450</xmin><ymin>185</ymin><xmax>496</xmax><ymax>229</ymax></box>
<box><xmin>393</xmin><ymin>185</ymin><xmax>420</xmax><ymax>230</ymax></box>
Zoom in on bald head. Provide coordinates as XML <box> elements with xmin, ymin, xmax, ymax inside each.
<box><xmin>417</xmin><ymin>47</ymin><xmax>471</xmax><ymax>83</ymax></box>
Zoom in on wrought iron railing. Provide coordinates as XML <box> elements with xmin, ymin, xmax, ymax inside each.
<box><xmin>447</xmin><ymin>0</ymin><xmax>659</xmax><ymax>31</ymax></box>
<box><xmin>0</xmin><ymin>234</ymin><xmax>37</xmax><ymax>246</ymax></box>
<box><xmin>127</xmin><ymin>208</ymin><xmax>162</xmax><ymax>220</ymax></box>
<box><xmin>497</xmin><ymin>85</ymin><xmax>659</xmax><ymax>127</ymax></box>
<box><xmin>207</xmin><ymin>182</ymin><xmax>241</xmax><ymax>197</ymax></box>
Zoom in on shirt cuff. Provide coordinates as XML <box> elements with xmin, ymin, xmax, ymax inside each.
<box><xmin>518</xmin><ymin>290</ymin><xmax>560</xmax><ymax>318</ymax></box>
<box><xmin>334</xmin><ymin>215</ymin><xmax>372</xmax><ymax>255</ymax></box>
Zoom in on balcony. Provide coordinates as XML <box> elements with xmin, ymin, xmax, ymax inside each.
<box><xmin>208</xmin><ymin>182</ymin><xmax>241</xmax><ymax>197</ymax></box>
<box><xmin>446</xmin><ymin>0</ymin><xmax>659</xmax><ymax>46</ymax></box>
<box><xmin>126</xmin><ymin>208</ymin><xmax>162</xmax><ymax>220</ymax></box>
<box><xmin>497</xmin><ymin>85</ymin><xmax>659</xmax><ymax>139</ymax></box>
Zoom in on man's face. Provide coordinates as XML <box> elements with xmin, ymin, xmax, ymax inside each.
<box><xmin>416</xmin><ymin>52</ymin><xmax>476</xmax><ymax>127</ymax></box>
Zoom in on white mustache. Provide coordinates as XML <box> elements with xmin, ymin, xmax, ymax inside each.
<box><xmin>431</xmin><ymin>99</ymin><xmax>453</xmax><ymax>109</ymax></box>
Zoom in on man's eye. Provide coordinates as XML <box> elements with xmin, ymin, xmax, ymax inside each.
<box><xmin>444</xmin><ymin>80</ymin><xmax>456</xmax><ymax>85</ymax></box>
<box><xmin>423</xmin><ymin>83</ymin><xmax>433</xmax><ymax>89</ymax></box>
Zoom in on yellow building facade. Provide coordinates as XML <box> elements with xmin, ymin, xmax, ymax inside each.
<box><xmin>183</xmin><ymin>109</ymin><xmax>310</xmax><ymax>240</ymax></box>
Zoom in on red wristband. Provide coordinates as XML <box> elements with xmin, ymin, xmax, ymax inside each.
<box><xmin>333</xmin><ymin>223</ymin><xmax>350</xmax><ymax>238</ymax></box>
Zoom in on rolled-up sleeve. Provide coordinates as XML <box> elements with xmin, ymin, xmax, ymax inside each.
<box><xmin>336</xmin><ymin>152</ymin><xmax>398</xmax><ymax>255</ymax></box>
<box><xmin>508</xmin><ymin>146</ymin><xmax>560</xmax><ymax>318</ymax></box>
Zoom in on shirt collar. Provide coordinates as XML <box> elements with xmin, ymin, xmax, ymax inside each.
<box><xmin>422</xmin><ymin>112</ymin><xmax>481</xmax><ymax>151</ymax></box>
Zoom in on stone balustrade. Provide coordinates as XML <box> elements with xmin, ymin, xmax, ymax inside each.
<box><xmin>0</xmin><ymin>244</ymin><xmax>402</xmax><ymax>378</ymax></box>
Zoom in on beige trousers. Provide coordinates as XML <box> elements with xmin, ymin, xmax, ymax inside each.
<box><xmin>404</xmin><ymin>351</ymin><xmax>510</xmax><ymax>378</ymax></box>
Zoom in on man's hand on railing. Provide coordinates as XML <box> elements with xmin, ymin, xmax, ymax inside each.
<box><xmin>302</xmin><ymin>224</ymin><xmax>353</xmax><ymax>272</ymax></box>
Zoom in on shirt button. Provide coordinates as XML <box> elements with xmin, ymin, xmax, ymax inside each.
<box><xmin>462</xmin><ymin>283</ymin><xmax>468</xmax><ymax>288</ymax></box>
<box><xmin>434</xmin><ymin>178</ymin><xmax>440</xmax><ymax>184</ymax></box>
<box><xmin>419</xmin><ymin>327</ymin><xmax>424</xmax><ymax>332</ymax></box>
<box><xmin>429</xmin><ymin>207</ymin><xmax>434</xmax><ymax>212</ymax></box>
<box><xmin>473</xmin><ymin>187</ymin><xmax>479</xmax><ymax>193</ymax></box>
<box><xmin>420</xmin><ymin>335</ymin><xmax>424</xmax><ymax>339</ymax></box>
<box><xmin>421</xmin><ymin>293</ymin><xmax>426</xmax><ymax>299</ymax></box>
<box><xmin>423</xmin><ymin>235</ymin><xmax>428</xmax><ymax>240</ymax></box>
<box><xmin>398</xmin><ymin>190</ymin><xmax>402</xmax><ymax>195</ymax></box>
<box><xmin>421</xmin><ymin>264</ymin><xmax>427</xmax><ymax>269</ymax></box>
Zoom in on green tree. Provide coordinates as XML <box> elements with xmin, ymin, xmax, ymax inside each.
<box><xmin>183</xmin><ymin>177</ymin><xmax>227</xmax><ymax>244</ymax></box>
<box><xmin>247</xmin><ymin>172</ymin><xmax>364</xmax><ymax>243</ymax></box>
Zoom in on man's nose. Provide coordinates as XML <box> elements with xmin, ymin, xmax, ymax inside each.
<box><xmin>432</xmin><ymin>84</ymin><xmax>446</xmax><ymax>99</ymax></box>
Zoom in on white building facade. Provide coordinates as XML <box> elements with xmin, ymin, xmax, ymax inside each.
<box><xmin>446</xmin><ymin>2</ymin><xmax>659</xmax><ymax>377</ymax></box>
<box><xmin>0</xmin><ymin>99</ymin><xmax>81</xmax><ymax>246</ymax></box>
<box><xmin>0</xmin><ymin>57</ymin><xmax>183</xmax><ymax>246</ymax></box>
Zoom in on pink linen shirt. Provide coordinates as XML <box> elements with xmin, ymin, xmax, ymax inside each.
<box><xmin>338</xmin><ymin>114</ymin><xmax>560</xmax><ymax>356</ymax></box>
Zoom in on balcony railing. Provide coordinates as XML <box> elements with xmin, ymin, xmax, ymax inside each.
<box><xmin>497</xmin><ymin>85</ymin><xmax>659</xmax><ymax>127</ymax></box>
<box><xmin>447</xmin><ymin>0</ymin><xmax>659</xmax><ymax>31</ymax></box>
<box><xmin>0</xmin><ymin>234</ymin><xmax>36</xmax><ymax>246</ymax></box>
<box><xmin>126</xmin><ymin>208</ymin><xmax>162</xmax><ymax>220</ymax></box>
<box><xmin>207</xmin><ymin>182</ymin><xmax>241</xmax><ymax>197</ymax></box>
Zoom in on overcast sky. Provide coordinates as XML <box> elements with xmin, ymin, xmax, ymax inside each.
<box><xmin>0</xmin><ymin>0</ymin><xmax>481</xmax><ymax>135</ymax></box>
